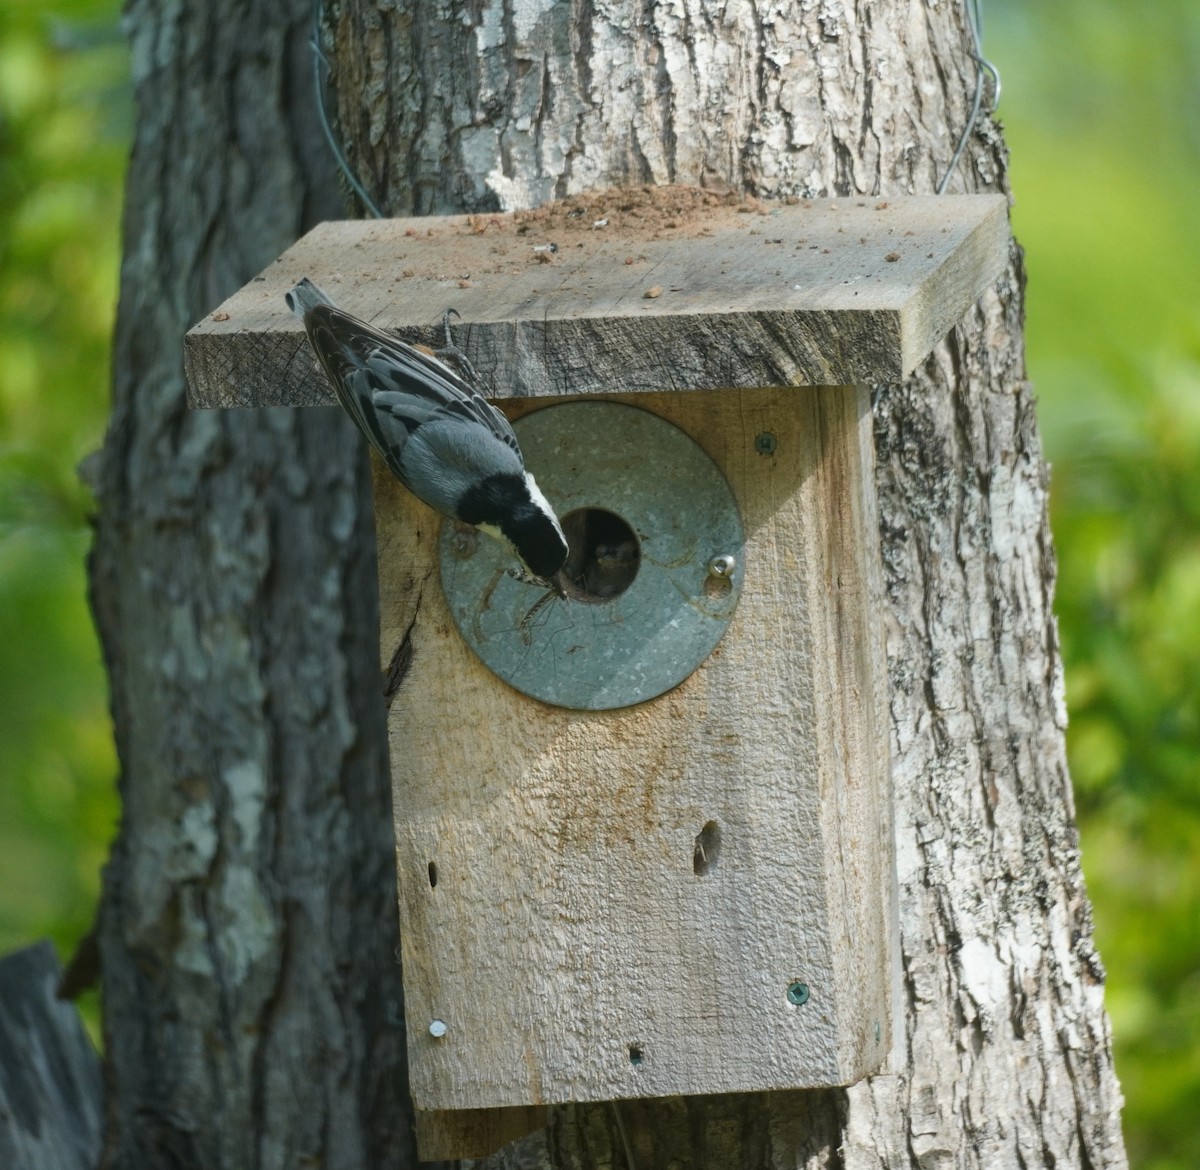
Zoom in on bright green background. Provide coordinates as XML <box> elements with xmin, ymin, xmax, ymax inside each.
<box><xmin>0</xmin><ymin>2</ymin><xmax>1195</xmax><ymax>1166</ymax></box>
<box><xmin>0</xmin><ymin>0</ymin><xmax>127</xmax><ymax>1033</ymax></box>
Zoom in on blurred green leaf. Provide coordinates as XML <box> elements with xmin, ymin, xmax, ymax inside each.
<box><xmin>0</xmin><ymin>2</ymin><xmax>127</xmax><ymax>980</ymax></box>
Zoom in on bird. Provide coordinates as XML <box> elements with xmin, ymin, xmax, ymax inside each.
<box><xmin>584</xmin><ymin>538</ymin><xmax>639</xmax><ymax>599</ymax></box>
<box><xmin>560</xmin><ymin>509</ymin><xmax>639</xmax><ymax>600</ymax></box>
<box><xmin>286</xmin><ymin>278</ymin><xmax>569</xmax><ymax>596</ymax></box>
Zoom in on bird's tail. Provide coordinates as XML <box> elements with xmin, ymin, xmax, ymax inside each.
<box><xmin>286</xmin><ymin>277</ymin><xmax>335</xmax><ymax>318</ymax></box>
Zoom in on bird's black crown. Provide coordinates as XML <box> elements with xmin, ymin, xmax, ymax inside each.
<box><xmin>457</xmin><ymin>474</ymin><xmax>567</xmax><ymax>579</ymax></box>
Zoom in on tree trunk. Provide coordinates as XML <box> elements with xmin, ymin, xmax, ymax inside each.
<box><xmin>90</xmin><ymin>2</ymin><xmax>428</xmax><ymax>1167</ymax></box>
<box><xmin>319</xmin><ymin>2</ymin><xmax>1127</xmax><ymax>1169</ymax></box>
<box><xmin>91</xmin><ymin>0</ymin><xmax>1129</xmax><ymax>1166</ymax></box>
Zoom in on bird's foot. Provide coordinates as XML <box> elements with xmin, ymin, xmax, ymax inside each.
<box><xmin>433</xmin><ymin>308</ymin><xmax>481</xmax><ymax>383</ymax></box>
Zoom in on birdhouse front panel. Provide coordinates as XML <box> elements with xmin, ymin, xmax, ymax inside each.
<box><xmin>182</xmin><ymin>192</ymin><xmax>1011</xmax><ymax>1136</ymax></box>
<box><xmin>375</xmin><ymin>383</ymin><xmax>893</xmax><ymax>1110</ymax></box>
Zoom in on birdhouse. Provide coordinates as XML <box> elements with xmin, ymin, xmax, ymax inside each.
<box><xmin>185</xmin><ymin>189</ymin><xmax>1010</xmax><ymax>1160</ymax></box>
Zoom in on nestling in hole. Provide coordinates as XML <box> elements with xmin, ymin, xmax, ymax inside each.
<box><xmin>559</xmin><ymin>508</ymin><xmax>640</xmax><ymax>602</ymax></box>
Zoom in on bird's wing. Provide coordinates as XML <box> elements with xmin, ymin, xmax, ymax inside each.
<box><xmin>303</xmin><ymin>304</ymin><xmax>521</xmax><ymax>486</ymax></box>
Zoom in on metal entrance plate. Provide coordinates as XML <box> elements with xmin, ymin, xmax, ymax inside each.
<box><xmin>438</xmin><ymin>401</ymin><xmax>744</xmax><ymax>710</ymax></box>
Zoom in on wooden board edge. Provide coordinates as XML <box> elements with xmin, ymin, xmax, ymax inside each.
<box><xmin>184</xmin><ymin>308</ymin><xmax>909</xmax><ymax>409</ymax></box>
<box><xmin>183</xmin><ymin>328</ymin><xmax>337</xmax><ymax>410</ymax></box>
<box><xmin>804</xmin><ymin>385</ymin><xmax>895</xmax><ymax>1082</ymax></box>
<box><xmin>900</xmin><ymin>194</ymin><xmax>1010</xmax><ymax>376</ymax></box>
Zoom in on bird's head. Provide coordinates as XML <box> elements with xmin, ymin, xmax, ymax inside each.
<box><xmin>457</xmin><ymin>470</ymin><xmax>568</xmax><ymax>596</ymax></box>
<box><xmin>506</xmin><ymin>488</ymin><xmax>569</xmax><ymax>595</ymax></box>
<box><xmin>504</xmin><ymin>472</ymin><xmax>569</xmax><ymax>596</ymax></box>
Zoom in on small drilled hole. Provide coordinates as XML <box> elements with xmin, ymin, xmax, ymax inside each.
<box><xmin>704</xmin><ymin>573</ymin><xmax>733</xmax><ymax>600</ymax></box>
<box><xmin>628</xmin><ymin>1045</ymin><xmax>644</xmax><ymax>1067</ymax></box>
<box><xmin>560</xmin><ymin>508</ymin><xmax>639</xmax><ymax>603</ymax></box>
<box><xmin>427</xmin><ymin>861</ymin><xmax>438</xmax><ymax>888</ymax></box>
<box><xmin>693</xmin><ymin>820</ymin><xmax>722</xmax><ymax>876</ymax></box>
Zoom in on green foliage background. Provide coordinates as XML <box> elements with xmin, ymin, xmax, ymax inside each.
<box><xmin>995</xmin><ymin>4</ymin><xmax>1200</xmax><ymax>1166</ymax></box>
<box><xmin>0</xmin><ymin>0</ymin><xmax>125</xmax><ymax>977</ymax></box>
<box><xmin>0</xmin><ymin>1</ymin><xmax>1195</xmax><ymax>1165</ymax></box>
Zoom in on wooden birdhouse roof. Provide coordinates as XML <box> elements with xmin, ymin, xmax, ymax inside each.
<box><xmin>184</xmin><ymin>189</ymin><xmax>1009</xmax><ymax>408</ymax></box>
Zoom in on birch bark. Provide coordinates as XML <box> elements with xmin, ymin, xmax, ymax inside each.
<box><xmin>321</xmin><ymin>1</ymin><xmax>1128</xmax><ymax>1167</ymax></box>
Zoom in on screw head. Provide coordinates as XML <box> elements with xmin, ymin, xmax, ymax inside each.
<box><xmin>429</xmin><ymin>1019</ymin><xmax>448</xmax><ymax>1038</ymax></box>
<box><xmin>755</xmin><ymin>431</ymin><xmax>778</xmax><ymax>455</ymax></box>
<box><xmin>708</xmin><ymin>554</ymin><xmax>736</xmax><ymax>578</ymax></box>
<box><xmin>786</xmin><ymin>981</ymin><xmax>810</xmax><ymax>1006</ymax></box>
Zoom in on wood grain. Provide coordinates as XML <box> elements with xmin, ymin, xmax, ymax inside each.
<box><xmin>184</xmin><ymin>195</ymin><xmax>1008</xmax><ymax>408</ymax></box>
<box><xmin>374</xmin><ymin>385</ymin><xmax>893</xmax><ymax>1113</ymax></box>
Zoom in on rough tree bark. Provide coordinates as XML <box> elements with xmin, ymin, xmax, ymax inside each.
<box><xmin>89</xmin><ymin>1</ymin><xmax>428</xmax><ymax>1167</ymax></box>
<box><xmin>315</xmin><ymin>2</ymin><xmax>1125</xmax><ymax>1169</ymax></box>
<box><xmin>90</xmin><ymin>0</ymin><xmax>1129</xmax><ymax>1167</ymax></box>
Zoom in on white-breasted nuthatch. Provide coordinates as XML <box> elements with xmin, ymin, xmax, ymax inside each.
<box><xmin>286</xmin><ymin>278</ymin><xmax>569</xmax><ymax>595</ymax></box>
